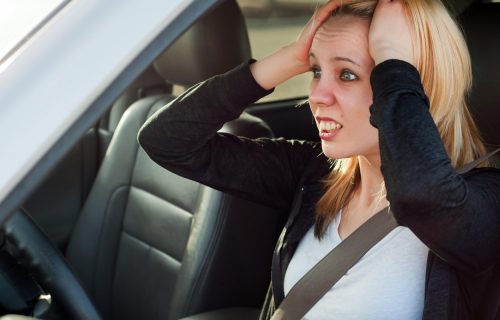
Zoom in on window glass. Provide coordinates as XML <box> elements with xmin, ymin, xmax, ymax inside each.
<box><xmin>238</xmin><ymin>0</ymin><xmax>317</xmax><ymax>102</ymax></box>
<box><xmin>0</xmin><ymin>0</ymin><xmax>67</xmax><ymax>65</ymax></box>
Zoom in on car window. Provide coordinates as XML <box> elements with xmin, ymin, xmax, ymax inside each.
<box><xmin>0</xmin><ymin>0</ymin><xmax>203</xmax><ymax>222</ymax></box>
<box><xmin>0</xmin><ymin>0</ymin><xmax>68</xmax><ymax>65</ymax></box>
<box><xmin>238</xmin><ymin>0</ymin><xmax>316</xmax><ymax>102</ymax></box>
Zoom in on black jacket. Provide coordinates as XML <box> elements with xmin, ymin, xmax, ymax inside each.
<box><xmin>138</xmin><ymin>59</ymin><xmax>500</xmax><ymax>319</ymax></box>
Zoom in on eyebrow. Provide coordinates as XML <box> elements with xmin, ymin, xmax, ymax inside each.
<box><xmin>309</xmin><ymin>53</ymin><xmax>361</xmax><ymax>67</ymax></box>
<box><xmin>333</xmin><ymin>56</ymin><xmax>361</xmax><ymax>67</ymax></box>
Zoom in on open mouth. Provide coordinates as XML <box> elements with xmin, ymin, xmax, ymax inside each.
<box><xmin>318</xmin><ymin>120</ymin><xmax>343</xmax><ymax>139</ymax></box>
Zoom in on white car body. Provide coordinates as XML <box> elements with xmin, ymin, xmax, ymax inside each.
<box><xmin>0</xmin><ymin>0</ymin><xmax>209</xmax><ymax>222</ymax></box>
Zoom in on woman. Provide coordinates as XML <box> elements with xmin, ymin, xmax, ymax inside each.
<box><xmin>138</xmin><ymin>0</ymin><xmax>500</xmax><ymax>319</ymax></box>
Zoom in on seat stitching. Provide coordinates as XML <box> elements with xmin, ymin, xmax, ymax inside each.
<box><xmin>129</xmin><ymin>185</ymin><xmax>194</xmax><ymax>216</ymax></box>
<box><xmin>121</xmin><ymin>230</ymin><xmax>182</xmax><ymax>264</ymax></box>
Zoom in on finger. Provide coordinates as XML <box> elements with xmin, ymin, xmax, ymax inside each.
<box><xmin>375</xmin><ymin>0</ymin><xmax>405</xmax><ymax>11</ymax></box>
<box><xmin>306</xmin><ymin>0</ymin><xmax>343</xmax><ymax>37</ymax></box>
<box><xmin>372</xmin><ymin>0</ymin><xmax>405</xmax><ymax>23</ymax></box>
<box><xmin>300</xmin><ymin>0</ymin><xmax>353</xmax><ymax>52</ymax></box>
<box><xmin>314</xmin><ymin>0</ymin><xmax>346</xmax><ymax>25</ymax></box>
<box><xmin>373</xmin><ymin>0</ymin><xmax>393</xmax><ymax>14</ymax></box>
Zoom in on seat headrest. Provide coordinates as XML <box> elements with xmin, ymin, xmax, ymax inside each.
<box><xmin>460</xmin><ymin>2</ymin><xmax>500</xmax><ymax>148</ymax></box>
<box><xmin>153</xmin><ymin>0</ymin><xmax>251</xmax><ymax>88</ymax></box>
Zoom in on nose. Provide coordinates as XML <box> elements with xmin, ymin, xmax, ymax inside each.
<box><xmin>309</xmin><ymin>77</ymin><xmax>337</xmax><ymax>108</ymax></box>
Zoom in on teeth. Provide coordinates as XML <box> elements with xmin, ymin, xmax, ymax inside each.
<box><xmin>319</xmin><ymin>121</ymin><xmax>342</xmax><ymax>131</ymax></box>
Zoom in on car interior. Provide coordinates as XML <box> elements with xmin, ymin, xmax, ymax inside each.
<box><xmin>0</xmin><ymin>0</ymin><xmax>499</xmax><ymax>319</ymax></box>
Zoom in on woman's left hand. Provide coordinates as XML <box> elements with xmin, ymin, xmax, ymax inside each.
<box><xmin>369</xmin><ymin>0</ymin><xmax>415</xmax><ymax>66</ymax></box>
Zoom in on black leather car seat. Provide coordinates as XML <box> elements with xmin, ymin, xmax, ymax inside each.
<box><xmin>97</xmin><ymin>66</ymin><xmax>170</xmax><ymax>162</ymax></box>
<box><xmin>460</xmin><ymin>1</ymin><xmax>500</xmax><ymax>166</ymax></box>
<box><xmin>65</xmin><ymin>1</ymin><xmax>281</xmax><ymax>319</ymax></box>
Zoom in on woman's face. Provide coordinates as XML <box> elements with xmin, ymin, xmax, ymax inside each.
<box><xmin>309</xmin><ymin>15</ymin><xmax>378</xmax><ymax>162</ymax></box>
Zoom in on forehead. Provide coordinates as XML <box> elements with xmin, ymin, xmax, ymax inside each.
<box><xmin>310</xmin><ymin>15</ymin><xmax>371</xmax><ymax>63</ymax></box>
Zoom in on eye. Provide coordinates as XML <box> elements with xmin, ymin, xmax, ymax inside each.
<box><xmin>339</xmin><ymin>69</ymin><xmax>358</xmax><ymax>81</ymax></box>
<box><xmin>311</xmin><ymin>66</ymin><xmax>321</xmax><ymax>79</ymax></box>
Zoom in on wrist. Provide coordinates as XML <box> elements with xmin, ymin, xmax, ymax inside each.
<box><xmin>280</xmin><ymin>44</ymin><xmax>311</xmax><ymax>75</ymax></box>
<box><xmin>373</xmin><ymin>50</ymin><xmax>415</xmax><ymax>67</ymax></box>
<box><xmin>250</xmin><ymin>46</ymin><xmax>309</xmax><ymax>90</ymax></box>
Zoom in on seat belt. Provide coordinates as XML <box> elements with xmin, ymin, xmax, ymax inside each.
<box><xmin>272</xmin><ymin>147</ymin><xmax>500</xmax><ymax>320</ymax></box>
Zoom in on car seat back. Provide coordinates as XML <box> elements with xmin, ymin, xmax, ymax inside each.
<box><xmin>65</xmin><ymin>1</ymin><xmax>282</xmax><ymax>319</ymax></box>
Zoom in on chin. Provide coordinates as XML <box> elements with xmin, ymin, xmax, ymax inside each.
<box><xmin>321</xmin><ymin>144</ymin><xmax>353</xmax><ymax>160</ymax></box>
<box><xmin>322</xmin><ymin>140</ymin><xmax>380</xmax><ymax>161</ymax></box>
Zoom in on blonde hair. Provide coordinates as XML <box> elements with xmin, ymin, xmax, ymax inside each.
<box><xmin>315</xmin><ymin>0</ymin><xmax>487</xmax><ymax>237</ymax></box>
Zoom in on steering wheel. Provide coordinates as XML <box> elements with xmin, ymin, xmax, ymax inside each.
<box><xmin>2</xmin><ymin>209</ymin><xmax>101</xmax><ymax>320</ymax></box>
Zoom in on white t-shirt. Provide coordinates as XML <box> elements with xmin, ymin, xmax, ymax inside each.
<box><xmin>283</xmin><ymin>211</ymin><xmax>429</xmax><ymax>320</ymax></box>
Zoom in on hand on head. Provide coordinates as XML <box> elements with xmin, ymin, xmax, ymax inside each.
<box><xmin>289</xmin><ymin>0</ymin><xmax>350</xmax><ymax>70</ymax></box>
<box><xmin>369</xmin><ymin>0</ymin><xmax>415</xmax><ymax>66</ymax></box>
<box><xmin>249</xmin><ymin>0</ymin><xmax>350</xmax><ymax>89</ymax></box>
<box><xmin>250</xmin><ymin>0</ymin><xmax>415</xmax><ymax>89</ymax></box>
<box><xmin>291</xmin><ymin>0</ymin><xmax>415</xmax><ymax>72</ymax></box>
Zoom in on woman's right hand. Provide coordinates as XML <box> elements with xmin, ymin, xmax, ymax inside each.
<box><xmin>250</xmin><ymin>0</ymin><xmax>345</xmax><ymax>90</ymax></box>
<box><xmin>290</xmin><ymin>0</ymin><xmax>347</xmax><ymax>68</ymax></box>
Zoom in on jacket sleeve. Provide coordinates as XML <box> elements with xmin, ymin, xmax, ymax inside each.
<box><xmin>137</xmin><ymin>60</ymin><xmax>322</xmax><ymax>210</ymax></box>
<box><xmin>370</xmin><ymin>59</ymin><xmax>500</xmax><ymax>275</ymax></box>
